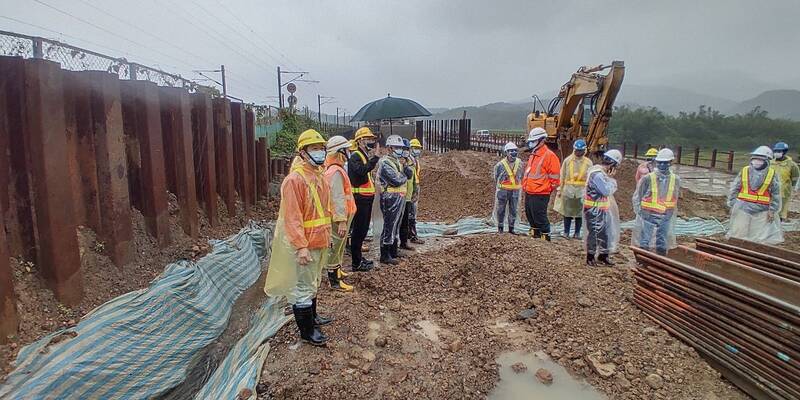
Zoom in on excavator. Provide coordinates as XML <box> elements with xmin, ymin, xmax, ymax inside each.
<box><xmin>527</xmin><ymin>61</ymin><xmax>625</xmax><ymax>159</ymax></box>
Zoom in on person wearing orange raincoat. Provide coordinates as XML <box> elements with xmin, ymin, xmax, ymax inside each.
<box><xmin>264</xmin><ymin>129</ymin><xmax>333</xmax><ymax>346</ymax></box>
<box><xmin>324</xmin><ymin>136</ymin><xmax>357</xmax><ymax>292</ymax></box>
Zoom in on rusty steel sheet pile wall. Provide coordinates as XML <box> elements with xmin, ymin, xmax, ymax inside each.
<box><xmin>632</xmin><ymin>241</ymin><xmax>800</xmax><ymax>400</ymax></box>
<box><xmin>0</xmin><ymin>57</ymin><xmax>275</xmax><ymax>341</ymax></box>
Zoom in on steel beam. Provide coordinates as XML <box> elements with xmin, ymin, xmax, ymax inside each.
<box><xmin>191</xmin><ymin>93</ymin><xmax>218</xmax><ymax>227</ymax></box>
<box><xmin>212</xmin><ymin>98</ymin><xmax>235</xmax><ymax>216</ymax></box>
<box><xmin>160</xmin><ymin>87</ymin><xmax>199</xmax><ymax>238</ymax></box>
<box><xmin>230</xmin><ymin>102</ymin><xmax>249</xmax><ymax>215</ymax></box>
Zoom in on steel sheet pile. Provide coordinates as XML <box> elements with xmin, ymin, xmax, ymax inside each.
<box><xmin>632</xmin><ymin>239</ymin><xmax>800</xmax><ymax>400</ymax></box>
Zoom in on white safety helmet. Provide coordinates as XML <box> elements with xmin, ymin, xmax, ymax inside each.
<box><xmin>385</xmin><ymin>134</ymin><xmax>404</xmax><ymax>148</ymax></box>
<box><xmin>750</xmin><ymin>145</ymin><xmax>773</xmax><ymax>160</ymax></box>
<box><xmin>603</xmin><ymin>149</ymin><xmax>623</xmax><ymax>166</ymax></box>
<box><xmin>326</xmin><ymin>135</ymin><xmax>350</xmax><ymax>154</ymax></box>
<box><xmin>503</xmin><ymin>142</ymin><xmax>518</xmax><ymax>152</ymax></box>
<box><xmin>654</xmin><ymin>148</ymin><xmax>675</xmax><ymax>162</ymax></box>
<box><xmin>527</xmin><ymin>127</ymin><xmax>547</xmax><ymax>142</ymax></box>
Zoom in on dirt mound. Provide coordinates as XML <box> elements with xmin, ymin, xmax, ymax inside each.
<box><xmin>0</xmin><ymin>199</ymin><xmax>277</xmax><ymax>376</ymax></box>
<box><xmin>258</xmin><ymin>235</ymin><xmax>746</xmax><ymax>400</ymax></box>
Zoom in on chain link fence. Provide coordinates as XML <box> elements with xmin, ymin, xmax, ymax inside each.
<box><xmin>0</xmin><ymin>29</ymin><xmax>206</xmax><ymax>91</ymax></box>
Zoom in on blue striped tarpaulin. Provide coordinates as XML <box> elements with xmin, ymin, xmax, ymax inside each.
<box><xmin>0</xmin><ymin>224</ymin><xmax>270</xmax><ymax>400</ymax></box>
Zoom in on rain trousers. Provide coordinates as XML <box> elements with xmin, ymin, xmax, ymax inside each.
<box><xmin>325</xmin><ymin>154</ymin><xmax>357</xmax><ymax>267</ymax></box>
<box><xmin>378</xmin><ymin>154</ymin><xmax>412</xmax><ymax>246</ymax></box>
<box><xmin>492</xmin><ymin>156</ymin><xmax>524</xmax><ymax>229</ymax></box>
<box><xmin>726</xmin><ymin>164</ymin><xmax>783</xmax><ymax>244</ymax></box>
<box><xmin>400</xmin><ymin>157</ymin><xmax>419</xmax><ymax>244</ymax></box>
<box><xmin>632</xmin><ymin>170</ymin><xmax>681</xmax><ymax>254</ymax></box>
<box><xmin>772</xmin><ymin>156</ymin><xmax>799</xmax><ymax>219</ymax></box>
<box><xmin>556</xmin><ymin>154</ymin><xmax>592</xmax><ymax>218</ymax></box>
<box><xmin>264</xmin><ymin>158</ymin><xmax>332</xmax><ymax>306</ymax></box>
<box><xmin>409</xmin><ymin>157</ymin><xmax>422</xmax><ymax>239</ymax></box>
<box><xmin>583</xmin><ymin>165</ymin><xmax>621</xmax><ymax>255</ymax></box>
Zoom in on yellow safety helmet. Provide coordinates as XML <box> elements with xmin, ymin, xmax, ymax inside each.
<box><xmin>645</xmin><ymin>148</ymin><xmax>658</xmax><ymax>158</ymax></box>
<box><xmin>349</xmin><ymin>140</ymin><xmax>357</xmax><ymax>151</ymax></box>
<box><xmin>354</xmin><ymin>127</ymin><xmax>376</xmax><ymax>141</ymax></box>
<box><xmin>296</xmin><ymin>129</ymin><xmax>326</xmax><ymax>151</ymax></box>
<box><xmin>410</xmin><ymin>138</ymin><xmax>422</xmax><ymax>149</ymax></box>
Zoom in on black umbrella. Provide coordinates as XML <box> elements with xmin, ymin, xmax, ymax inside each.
<box><xmin>350</xmin><ymin>94</ymin><xmax>431</xmax><ymax>124</ymax></box>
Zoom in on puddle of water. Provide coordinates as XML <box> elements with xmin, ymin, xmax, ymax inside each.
<box><xmin>414</xmin><ymin>319</ymin><xmax>441</xmax><ymax>343</ymax></box>
<box><xmin>489</xmin><ymin>351</ymin><xmax>606</xmax><ymax>400</ymax></box>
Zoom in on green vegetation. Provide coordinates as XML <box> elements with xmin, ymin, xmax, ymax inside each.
<box><xmin>271</xmin><ymin>109</ymin><xmax>322</xmax><ymax>156</ymax></box>
<box><xmin>608</xmin><ymin>105</ymin><xmax>800</xmax><ymax>152</ymax></box>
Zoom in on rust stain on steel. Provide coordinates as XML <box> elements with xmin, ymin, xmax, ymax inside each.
<box><xmin>160</xmin><ymin>87</ymin><xmax>199</xmax><ymax>238</ymax></box>
<box><xmin>23</xmin><ymin>59</ymin><xmax>83</xmax><ymax>305</ymax></box>
<box><xmin>213</xmin><ymin>98</ymin><xmax>235</xmax><ymax>216</ymax></box>
<box><xmin>245</xmin><ymin>108</ymin><xmax>256</xmax><ymax>205</ymax></box>
<box><xmin>255</xmin><ymin>138</ymin><xmax>269</xmax><ymax>200</ymax></box>
<box><xmin>0</xmin><ymin>56</ymin><xmax>38</xmax><ymax>261</ymax></box>
<box><xmin>72</xmin><ymin>72</ymin><xmax>103</xmax><ymax>234</ymax></box>
<box><xmin>191</xmin><ymin>93</ymin><xmax>219</xmax><ymax>227</ymax></box>
<box><xmin>0</xmin><ymin>170</ymin><xmax>18</xmax><ymax>343</ymax></box>
<box><xmin>61</xmin><ymin>71</ymin><xmax>87</xmax><ymax>227</ymax></box>
<box><xmin>230</xmin><ymin>102</ymin><xmax>250</xmax><ymax>215</ymax></box>
<box><xmin>120</xmin><ymin>80</ymin><xmax>171</xmax><ymax>247</ymax></box>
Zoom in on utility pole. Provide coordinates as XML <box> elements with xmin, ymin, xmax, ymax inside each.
<box><xmin>276</xmin><ymin>66</ymin><xmax>282</xmax><ymax>109</ymax></box>
<box><xmin>318</xmin><ymin>94</ymin><xmax>322</xmax><ymax>127</ymax></box>
<box><xmin>220</xmin><ymin>65</ymin><xmax>227</xmax><ymax>98</ymax></box>
<box><xmin>278</xmin><ymin>67</ymin><xmax>317</xmax><ymax>110</ymax></box>
<box><xmin>336</xmin><ymin>107</ymin><xmax>339</xmax><ymax>125</ymax></box>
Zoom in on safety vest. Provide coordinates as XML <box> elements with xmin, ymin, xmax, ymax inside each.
<box><xmin>414</xmin><ymin>159</ymin><xmax>421</xmax><ymax>184</ymax></box>
<box><xmin>565</xmin><ymin>157</ymin><xmax>590</xmax><ymax>186</ymax></box>
<box><xmin>499</xmin><ymin>158</ymin><xmax>521</xmax><ymax>190</ymax></box>
<box><xmin>383</xmin><ymin>158</ymin><xmax>407</xmax><ymax>195</ymax></box>
<box><xmin>640</xmin><ymin>173</ymin><xmax>677</xmax><ymax>213</ymax></box>
<box><xmin>583</xmin><ymin>170</ymin><xmax>609</xmax><ymax>210</ymax></box>
<box><xmin>351</xmin><ymin>150</ymin><xmax>376</xmax><ymax>196</ymax></box>
<box><xmin>324</xmin><ymin>163</ymin><xmax>357</xmax><ymax>216</ymax></box>
<box><xmin>737</xmin><ymin>166</ymin><xmax>775</xmax><ymax>205</ymax></box>
<box><xmin>291</xmin><ymin>166</ymin><xmax>332</xmax><ymax>228</ymax></box>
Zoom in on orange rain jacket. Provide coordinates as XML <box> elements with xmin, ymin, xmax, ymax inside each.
<box><xmin>324</xmin><ymin>154</ymin><xmax>357</xmax><ymax>222</ymax></box>
<box><xmin>521</xmin><ymin>145</ymin><xmax>561</xmax><ymax>195</ymax></box>
<box><xmin>281</xmin><ymin>157</ymin><xmax>333</xmax><ymax>250</ymax></box>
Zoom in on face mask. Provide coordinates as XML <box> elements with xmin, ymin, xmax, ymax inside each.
<box><xmin>656</xmin><ymin>161</ymin><xmax>670</xmax><ymax>172</ymax></box>
<box><xmin>402</xmin><ymin>150</ymin><xmax>410</xmax><ymax>158</ymax></box>
<box><xmin>365</xmin><ymin>142</ymin><xmax>376</xmax><ymax>150</ymax></box>
<box><xmin>751</xmin><ymin>159</ymin><xmax>767</xmax><ymax>170</ymax></box>
<box><xmin>775</xmin><ymin>151</ymin><xmax>786</xmax><ymax>160</ymax></box>
<box><xmin>412</xmin><ymin>149</ymin><xmax>421</xmax><ymax>157</ymax></box>
<box><xmin>392</xmin><ymin>148</ymin><xmax>404</xmax><ymax>157</ymax></box>
<box><xmin>575</xmin><ymin>150</ymin><xmax>586</xmax><ymax>157</ymax></box>
<box><xmin>307</xmin><ymin>150</ymin><xmax>326</xmax><ymax>165</ymax></box>
<box><xmin>507</xmin><ymin>151</ymin><xmax>517</xmax><ymax>159</ymax></box>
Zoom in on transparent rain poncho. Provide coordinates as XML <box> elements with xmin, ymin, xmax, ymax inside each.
<box><xmin>324</xmin><ymin>156</ymin><xmax>357</xmax><ymax>267</ymax></box>
<box><xmin>726</xmin><ymin>164</ymin><xmax>784</xmax><ymax>244</ymax></box>
<box><xmin>556</xmin><ymin>153</ymin><xmax>592</xmax><ymax>218</ymax></box>
<box><xmin>490</xmin><ymin>156</ymin><xmax>525</xmax><ymax>229</ymax></box>
<box><xmin>377</xmin><ymin>154</ymin><xmax>410</xmax><ymax>245</ymax></box>
<box><xmin>632</xmin><ymin>170</ymin><xmax>680</xmax><ymax>254</ymax></box>
<box><xmin>264</xmin><ymin>160</ymin><xmax>332</xmax><ymax>306</ymax></box>
<box><xmin>583</xmin><ymin>165</ymin><xmax>621</xmax><ymax>255</ymax></box>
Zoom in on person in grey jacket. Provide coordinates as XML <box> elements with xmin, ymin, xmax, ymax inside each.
<box><xmin>726</xmin><ymin>146</ymin><xmax>783</xmax><ymax>244</ymax></box>
<box><xmin>378</xmin><ymin>135</ymin><xmax>414</xmax><ymax>264</ymax></box>
<box><xmin>493</xmin><ymin>142</ymin><xmax>525</xmax><ymax>234</ymax></box>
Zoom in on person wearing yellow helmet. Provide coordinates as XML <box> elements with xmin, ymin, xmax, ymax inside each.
<box><xmin>264</xmin><ymin>129</ymin><xmax>334</xmax><ymax>346</ymax></box>
<box><xmin>347</xmin><ymin>127</ymin><xmax>380</xmax><ymax>272</ymax></box>
<box><xmin>636</xmin><ymin>148</ymin><xmax>659</xmax><ymax>185</ymax></box>
<box><xmin>408</xmin><ymin>138</ymin><xmax>425</xmax><ymax>244</ymax></box>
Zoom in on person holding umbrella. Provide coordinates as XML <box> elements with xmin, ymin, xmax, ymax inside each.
<box><xmin>347</xmin><ymin>127</ymin><xmax>379</xmax><ymax>272</ymax></box>
<box><xmin>378</xmin><ymin>135</ymin><xmax>413</xmax><ymax>265</ymax></box>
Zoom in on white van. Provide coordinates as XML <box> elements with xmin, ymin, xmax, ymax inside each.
<box><xmin>476</xmin><ymin>129</ymin><xmax>490</xmax><ymax>138</ymax></box>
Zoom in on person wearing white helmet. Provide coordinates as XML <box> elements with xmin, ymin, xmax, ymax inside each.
<box><xmin>556</xmin><ymin>139</ymin><xmax>593</xmax><ymax>239</ymax></box>
<box><xmin>521</xmin><ymin>127</ymin><xmax>561</xmax><ymax>240</ymax></box>
<box><xmin>726</xmin><ymin>145</ymin><xmax>783</xmax><ymax>244</ymax></box>
<box><xmin>632</xmin><ymin>148</ymin><xmax>681</xmax><ymax>255</ymax></box>
<box><xmin>493</xmin><ymin>142</ymin><xmax>525</xmax><ymax>234</ymax></box>
<box><xmin>583</xmin><ymin>149</ymin><xmax>622</xmax><ymax>267</ymax></box>
<box><xmin>323</xmin><ymin>136</ymin><xmax>356</xmax><ymax>292</ymax></box>
<box><xmin>377</xmin><ymin>134</ymin><xmax>414</xmax><ymax>265</ymax></box>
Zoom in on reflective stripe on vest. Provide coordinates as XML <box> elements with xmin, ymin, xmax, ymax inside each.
<box><xmin>499</xmin><ymin>158</ymin><xmax>521</xmax><ymax>190</ymax></box>
<box><xmin>351</xmin><ymin>150</ymin><xmax>376</xmax><ymax>195</ymax></box>
<box><xmin>565</xmin><ymin>158</ymin><xmax>590</xmax><ymax>186</ymax></box>
<box><xmin>291</xmin><ymin>166</ymin><xmax>332</xmax><ymax>228</ymax></box>
<box><xmin>640</xmin><ymin>173</ymin><xmax>677</xmax><ymax>213</ymax></box>
<box><xmin>583</xmin><ymin>170</ymin><xmax>609</xmax><ymax>210</ymax></box>
<box><xmin>414</xmin><ymin>160</ymin><xmax>421</xmax><ymax>184</ymax></box>
<box><xmin>383</xmin><ymin>158</ymin><xmax>407</xmax><ymax>196</ymax></box>
<box><xmin>737</xmin><ymin>166</ymin><xmax>775</xmax><ymax>205</ymax></box>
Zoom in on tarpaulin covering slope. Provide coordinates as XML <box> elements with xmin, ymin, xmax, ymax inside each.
<box><xmin>193</xmin><ymin>297</ymin><xmax>291</xmax><ymax>400</ymax></box>
<box><xmin>0</xmin><ymin>224</ymin><xmax>268</xmax><ymax>400</ymax></box>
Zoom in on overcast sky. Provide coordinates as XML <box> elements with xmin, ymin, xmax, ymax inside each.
<box><xmin>2</xmin><ymin>0</ymin><xmax>799</xmax><ymax>113</ymax></box>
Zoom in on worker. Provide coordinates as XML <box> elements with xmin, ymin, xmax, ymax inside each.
<box><xmin>635</xmin><ymin>148</ymin><xmax>659</xmax><ymax>185</ymax></box>
<box><xmin>557</xmin><ymin>139</ymin><xmax>592</xmax><ymax>239</ymax></box>
<box><xmin>378</xmin><ymin>135</ymin><xmax>413</xmax><ymax>264</ymax></box>
<box><xmin>584</xmin><ymin>149</ymin><xmax>622</xmax><ymax>267</ymax></box>
<box><xmin>408</xmin><ymin>138</ymin><xmax>425</xmax><ymax>244</ymax></box>
<box><xmin>632</xmin><ymin>148</ymin><xmax>680</xmax><ymax>255</ymax></box>
<box><xmin>347</xmin><ymin>127</ymin><xmax>379</xmax><ymax>272</ymax></box>
<box><xmin>772</xmin><ymin>142</ymin><xmax>799</xmax><ymax>221</ymax></box>
<box><xmin>324</xmin><ymin>135</ymin><xmax>356</xmax><ymax>292</ymax></box>
<box><xmin>521</xmin><ymin>127</ymin><xmax>561</xmax><ymax>240</ymax></box>
<box><xmin>727</xmin><ymin>146</ymin><xmax>783</xmax><ymax>244</ymax></box>
<box><xmin>493</xmin><ymin>142</ymin><xmax>524</xmax><ymax>234</ymax></box>
<box><xmin>264</xmin><ymin>129</ymin><xmax>333</xmax><ymax>346</ymax></box>
<box><xmin>399</xmin><ymin>139</ymin><xmax>417</xmax><ymax>250</ymax></box>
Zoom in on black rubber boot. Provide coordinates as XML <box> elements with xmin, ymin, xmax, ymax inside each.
<box><xmin>542</xmin><ymin>233</ymin><xmax>551</xmax><ymax>242</ymax></box>
<box><xmin>352</xmin><ymin>260</ymin><xmax>374</xmax><ymax>272</ymax></box>
<box><xmin>586</xmin><ymin>253</ymin><xmax>596</xmax><ymax>267</ymax></box>
<box><xmin>312</xmin><ymin>297</ymin><xmax>334</xmax><ymax>326</ymax></box>
<box><xmin>509</xmin><ymin>226</ymin><xmax>515</xmax><ymax>235</ymax></box>
<box><xmin>380</xmin><ymin>245</ymin><xmax>398</xmax><ymax>265</ymax></box>
<box><xmin>391</xmin><ymin>242</ymin><xmax>404</xmax><ymax>259</ymax></box>
<box><xmin>293</xmin><ymin>305</ymin><xmax>327</xmax><ymax>346</ymax></box>
<box><xmin>400</xmin><ymin>241</ymin><xmax>414</xmax><ymax>250</ymax></box>
<box><xmin>498</xmin><ymin>225</ymin><xmax>504</xmax><ymax>233</ymax></box>
<box><xmin>598</xmin><ymin>254</ymin><xmax>615</xmax><ymax>266</ymax></box>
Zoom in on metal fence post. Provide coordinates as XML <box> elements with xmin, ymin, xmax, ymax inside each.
<box><xmin>676</xmin><ymin>146</ymin><xmax>682</xmax><ymax>165</ymax></box>
<box><xmin>710</xmin><ymin>149</ymin><xmax>718</xmax><ymax>169</ymax></box>
<box><xmin>32</xmin><ymin>38</ymin><xmax>43</xmax><ymax>59</ymax></box>
<box><xmin>727</xmin><ymin>151</ymin><xmax>734</xmax><ymax>172</ymax></box>
<box><xmin>693</xmin><ymin>147</ymin><xmax>700</xmax><ymax>167</ymax></box>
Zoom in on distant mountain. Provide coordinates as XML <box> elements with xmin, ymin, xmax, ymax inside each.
<box><xmin>429</xmin><ymin>102</ymin><xmax>531</xmax><ymax>131</ymax></box>
<box><xmin>616</xmin><ymin>84</ymin><xmax>737</xmax><ymax>114</ymax></box>
<box><xmin>727</xmin><ymin>90</ymin><xmax>800</xmax><ymax>120</ymax></box>
<box><xmin>649</xmin><ymin>70</ymin><xmax>785</xmax><ymax>102</ymax></box>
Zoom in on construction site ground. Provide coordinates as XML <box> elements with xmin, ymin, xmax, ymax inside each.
<box><xmin>2</xmin><ymin>150</ymin><xmax>798</xmax><ymax>399</ymax></box>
